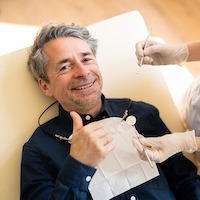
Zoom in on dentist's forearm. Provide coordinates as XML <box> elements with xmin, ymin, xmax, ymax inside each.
<box><xmin>186</xmin><ymin>41</ymin><xmax>200</xmax><ymax>62</ymax></box>
<box><xmin>196</xmin><ymin>137</ymin><xmax>200</xmax><ymax>151</ymax></box>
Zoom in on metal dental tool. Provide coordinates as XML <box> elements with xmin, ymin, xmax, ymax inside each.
<box><xmin>139</xmin><ymin>32</ymin><xmax>150</xmax><ymax>67</ymax></box>
<box><xmin>122</xmin><ymin>108</ymin><xmax>154</xmax><ymax>169</ymax></box>
<box><xmin>135</xmin><ymin>128</ymin><xmax>154</xmax><ymax>168</ymax></box>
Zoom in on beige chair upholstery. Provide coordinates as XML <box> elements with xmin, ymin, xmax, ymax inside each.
<box><xmin>0</xmin><ymin>10</ymin><xmax>186</xmax><ymax>200</ymax></box>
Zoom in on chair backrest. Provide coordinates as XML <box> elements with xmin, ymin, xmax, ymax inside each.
<box><xmin>0</xmin><ymin>10</ymin><xmax>185</xmax><ymax>200</ymax></box>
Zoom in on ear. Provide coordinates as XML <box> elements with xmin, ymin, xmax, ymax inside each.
<box><xmin>38</xmin><ymin>78</ymin><xmax>53</xmax><ymax>97</ymax></box>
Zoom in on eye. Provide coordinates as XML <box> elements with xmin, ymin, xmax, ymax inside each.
<box><xmin>83</xmin><ymin>56</ymin><xmax>95</xmax><ymax>63</ymax></box>
<box><xmin>60</xmin><ymin>65</ymin><xmax>69</xmax><ymax>71</ymax></box>
<box><xmin>58</xmin><ymin>63</ymin><xmax>73</xmax><ymax>74</ymax></box>
<box><xmin>60</xmin><ymin>62</ymin><xmax>73</xmax><ymax>71</ymax></box>
<box><xmin>84</xmin><ymin>58</ymin><xmax>91</xmax><ymax>62</ymax></box>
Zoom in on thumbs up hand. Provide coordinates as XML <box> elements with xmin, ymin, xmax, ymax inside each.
<box><xmin>69</xmin><ymin>111</ymin><xmax>115</xmax><ymax>167</ymax></box>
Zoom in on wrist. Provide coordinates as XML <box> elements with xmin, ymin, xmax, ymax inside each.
<box><xmin>183</xmin><ymin>130</ymin><xmax>198</xmax><ymax>153</ymax></box>
<box><xmin>172</xmin><ymin>44</ymin><xmax>188</xmax><ymax>66</ymax></box>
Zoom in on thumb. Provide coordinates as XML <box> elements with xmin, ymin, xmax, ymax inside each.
<box><xmin>70</xmin><ymin>111</ymin><xmax>83</xmax><ymax>133</ymax></box>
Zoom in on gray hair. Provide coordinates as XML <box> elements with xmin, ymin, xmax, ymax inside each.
<box><xmin>27</xmin><ymin>23</ymin><xmax>98</xmax><ymax>82</ymax></box>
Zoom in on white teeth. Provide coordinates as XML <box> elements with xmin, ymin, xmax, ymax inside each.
<box><xmin>75</xmin><ymin>83</ymin><xmax>93</xmax><ymax>90</ymax></box>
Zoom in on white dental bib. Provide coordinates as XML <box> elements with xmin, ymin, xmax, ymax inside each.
<box><xmin>89</xmin><ymin>117</ymin><xmax>159</xmax><ymax>200</ymax></box>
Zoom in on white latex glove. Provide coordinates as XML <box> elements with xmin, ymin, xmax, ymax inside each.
<box><xmin>132</xmin><ymin>131</ymin><xmax>198</xmax><ymax>163</ymax></box>
<box><xmin>135</xmin><ymin>39</ymin><xmax>188</xmax><ymax>66</ymax></box>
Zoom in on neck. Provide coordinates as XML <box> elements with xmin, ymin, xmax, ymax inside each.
<box><xmin>76</xmin><ymin>100</ymin><xmax>102</xmax><ymax>117</ymax></box>
<box><xmin>62</xmin><ymin>99</ymin><xmax>103</xmax><ymax>118</ymax></box>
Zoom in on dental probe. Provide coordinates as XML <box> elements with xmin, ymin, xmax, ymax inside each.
<box><xmin>126</xmin><ymin>115</ymin><xmax>154</xmax><ymax>168</ymax></box>
<box><xmin>135</xmin><ymin>129</ymin><xmax>154</xmax><ymax>168</ymax></box>
<box><xmin>139</xmin><ymin>32</ymin><xmax>150</xmax><ymax>67</ymax></box>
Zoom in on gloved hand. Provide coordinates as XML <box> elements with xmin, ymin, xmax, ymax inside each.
<box><xmin>132</xmin><ymin>131</ymin><xmax>198</xmax><ymax>163</ymax></box>
<box><xmin>135</xmin><ymin>39</ymin><xmax>188</xmax><ymax>66</ymax></box>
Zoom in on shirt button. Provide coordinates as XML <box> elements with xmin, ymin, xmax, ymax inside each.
<box><xmin>130</xmin><ymin>196</ymin><xmax>136</xmax><ymax>200</ymax></box>
<box><xmin>85</xmin><ymin>115</ymin><xmax>91</xmax><ymax>120</ymax></box>
<box><xmin>86</xmin><ymin>176</ymin><xmax>91</xmax><ymax>182</ymax></box>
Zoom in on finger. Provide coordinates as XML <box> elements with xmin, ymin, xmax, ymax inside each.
<box><xmin>144</xmin><ymin>148</ymin><xmax>165</xmax><ymax>163</ymax></box>
<box><xmin>138</xmin><ymin>139</ymin><xmax>167</xmax><ymax>163</ymax></box>
<box><xmin>144</xmin><ymin>43</ymin><xmax>164</xmax><ymax>56</ymax></box>
<box><xmin>135</xmin><ymin>41</ymin><xmax>146</xmax><ymax>58</ymax></box>
<box><xmin>104</xmin><ymin>140</ymin><xmax>115</xmax><ymax>153</ymax></box>
<box><xmin>100</xmin><ymin>136</ymin><xmax>115</xmax><ymax>156</ymax></box>
<box><xmin>139</xmin><ymin>137</ymin><xmax>162</xmax><ymax>149</ymax></box>
<box><xmin>103</xmin><ymin>134</ymin><xmax>114</xmax><ymax>146</ymax></box>
<box><xmin>134</xmin><ymin>144</ymin><xmax>160</xmax><ymax>162</ymax></box>
<box><xmin>70</xmin><ymin>111</ymin><xmax>83</xmax><ymax>133</ymax></box>
<box><xmin>135</xmin><ymin>40</ymin><xmax>146</xmax><ymax>50</ymax></box>
<box><xmin>132</xmin><ymin>132</ymin><xmax>145</xmax><ymax>140</ymax></box>
<box><xmin>145</xmin><ymin>39</ymin><xmax>160</xmax><ymax>47</ymax></box>
<box><xmin>132</xmin><ymin>138</ymin><xmax>144</xmax><ymax>153</ymax></box>
<box><xmin>133</xmin><ymin>144</ymin><xmax>150</xmax><ymax>161</ymax></box>
<box><xmin>143</xmin><ymin>56</ymin><xmax>154</xmax><ymax>64</ymax></box>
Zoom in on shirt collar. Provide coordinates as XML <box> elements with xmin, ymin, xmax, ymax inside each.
<box><xmin>58</xmin><ymin>94</ymin><xmax>115</xmax><ymax>127</ymax></box>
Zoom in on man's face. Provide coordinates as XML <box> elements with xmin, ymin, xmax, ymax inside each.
<box><xmin>39</xmin><ymin>37</ymin><xmax>103</xmax><ymax>114</ymax></box>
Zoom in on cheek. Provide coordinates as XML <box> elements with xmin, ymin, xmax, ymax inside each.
<box><xmin>50</xmin><ymin>78</ymin><xmax>70</xmax><ymax>94</ymax></box>
<box><xmin>97</xmin><ymin>71</ymin><xmax>103</xmax><ymax>85</ymax></box>
<box><xmin>92</xmin><ymin>65</ymin><xmax>102</xmax><ymax>78</ymax></box>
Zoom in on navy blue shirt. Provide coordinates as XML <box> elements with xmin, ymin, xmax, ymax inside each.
<box><xmin>20</xmin><ymin>96</ymin><xmax>200</xmax><ymax>200</ymax></box>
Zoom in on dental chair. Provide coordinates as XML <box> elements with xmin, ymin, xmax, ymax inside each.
<box><xmin>0</xmin><ymin>10</ymin><xmax>193</xmax><ymax>200</ymax></box>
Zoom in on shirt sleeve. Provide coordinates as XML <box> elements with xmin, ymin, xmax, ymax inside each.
<box><xmin>20</xmin><ymin>144</ymin><xmax>96</xmax><ymax>200</ymax></box>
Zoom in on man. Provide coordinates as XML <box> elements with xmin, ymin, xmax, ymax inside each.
<box><xmin>21</xmin><ymin>23</ymin><xmax>200</xmax><ymax>200</ymax></box>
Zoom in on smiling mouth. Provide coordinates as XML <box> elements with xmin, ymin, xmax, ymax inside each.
<box><xmin>73</xmin><ymin>82</ymin><xmax>94</xmax><ymax>90</ymax></box>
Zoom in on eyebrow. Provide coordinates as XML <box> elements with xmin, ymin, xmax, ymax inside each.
<box><xmin>57</xmin><ymin>58</ymin><xmax>69</xmax><ymax>66</ymax></box>
<box><xmin>82</xmin><ymin>51</ymin><xmax>93</xmax><ymax>56</ymax></box>
<box><xmin>56</xmin><ymin>51</ymin><xmax>93</xmax><ymax>66</ymax></box>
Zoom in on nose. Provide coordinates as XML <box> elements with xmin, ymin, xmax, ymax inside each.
<box><xmin>73</xmin><ymin>61</ymin><xmax>90</xmax><ymax>78</ymax></box>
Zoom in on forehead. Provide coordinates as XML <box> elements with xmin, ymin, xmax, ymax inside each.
<box><xmin>43</xmin><ymin>37</ymin><xmax>92</xmax><ymax>55</ymax></box>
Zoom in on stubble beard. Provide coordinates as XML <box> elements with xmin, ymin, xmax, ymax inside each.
<box><xmin>71</xmin><ymin>89</ymin><xmax>102</xmax><ymax>111</ymax></box>
<box><xmin>66</xmin><ymin>74</ymin><xmax>103</xmax><ymax>113</ymax></box>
